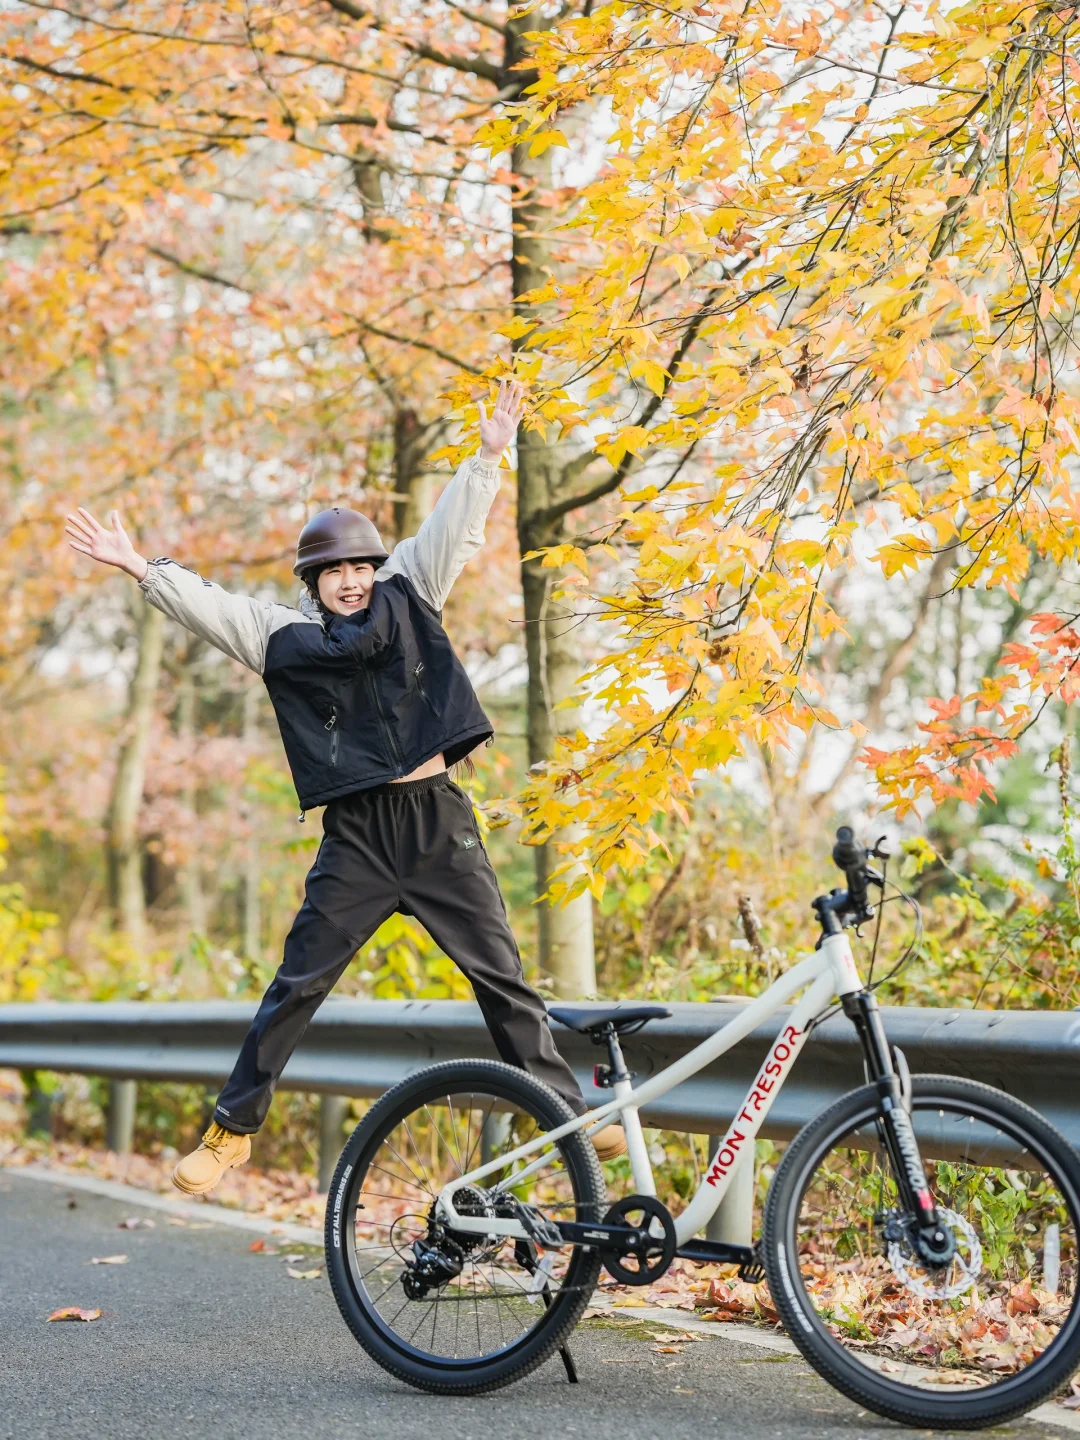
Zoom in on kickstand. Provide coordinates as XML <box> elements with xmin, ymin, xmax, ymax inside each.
<box><xmin>559</xmin><ymin>1343</ymin><xmax>579</xmax><ymax>1384</ymax></box>
<box><xmin>543</xmin><ymin>1281</ymin><xmax>578</xmax><ymax>1384</ymax></box>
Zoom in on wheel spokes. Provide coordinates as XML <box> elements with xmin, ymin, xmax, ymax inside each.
<box><xmin>793</xmin><ymin>1100</ymin><xmax>1077</xmax><ymax>1391</ymax></box>
<box><xmin>344</xmin><ymin>1090</ymin><xmax>591</xmax><ymax>1361</ymax></box>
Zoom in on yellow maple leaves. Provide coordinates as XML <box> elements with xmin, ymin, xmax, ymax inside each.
<box><xmin>489</xmin><ymin>0</ymin><xmax>1080</xmax><ymax>884</ymax></box>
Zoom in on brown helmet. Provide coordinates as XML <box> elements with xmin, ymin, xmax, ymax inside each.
<box><xmin>293</xmin><ymin>507</ymin><xmax>389</xmax><ymax>577</ymax></box>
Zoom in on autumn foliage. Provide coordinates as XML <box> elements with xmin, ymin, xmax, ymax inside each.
<box><xmin>3</xmin><ymin>0</ymin><xmax>1080</xmax><ymax>992</ymax></box>
<box><xmin>470</xmin><ymin>0</ymin><xmax>1080</xmax><ymax>889</ymax></box>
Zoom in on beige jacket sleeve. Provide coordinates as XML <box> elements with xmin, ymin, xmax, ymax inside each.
<box><xmin>378</xmin><ymin>455</ymin><xmax>501</xmax><ymax>611</ymax></box>
<box><xmin>138</xmin><ymin>559</ymin><xmax>310</xmax><ymax>673</ymax></box>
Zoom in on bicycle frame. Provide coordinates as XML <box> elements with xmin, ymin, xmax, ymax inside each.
<box><xmin>435</xmin><ymin>930</ymin><xmax>866</xmax><ymax>1248</ymax></box>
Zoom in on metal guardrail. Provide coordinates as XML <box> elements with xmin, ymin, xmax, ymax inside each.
<box><xmin>4</xmin><ymin>996</ymin><xmax>1080</xmax><ymax>1149</ymax></box>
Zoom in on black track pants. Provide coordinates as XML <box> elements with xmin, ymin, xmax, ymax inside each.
<box><xmin>213</xmin><ymin>773</ymin><xmax>586</xmax><ymax>1132</ymax></box>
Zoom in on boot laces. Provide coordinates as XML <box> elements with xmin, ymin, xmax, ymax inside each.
<box><xmin>201</xmin><ymin>1122</ymin><xmax>235</xmax><ymax>1154</ymax></box>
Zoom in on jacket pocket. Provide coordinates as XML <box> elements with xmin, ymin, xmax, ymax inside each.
<box><xmin>412</xmin><ymin>661</ymin><xmax>439</xmax><ymax>717</ymax></box>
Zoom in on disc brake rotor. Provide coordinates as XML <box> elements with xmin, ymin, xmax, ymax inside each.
<box><xmin>887</xmin><ymin>1206</ymin><xmax>983</xmax><ymax>1300</ymax></box>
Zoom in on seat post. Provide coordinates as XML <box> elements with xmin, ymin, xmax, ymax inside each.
<box><xmin>598</xmin><ymin>1021</ymin><xmax>655</xmax><ymax>1196</ymax></box>
<box><xmin>600</xmin><ymin>1022</ymin><xmax>631</xmax><ymax>1084</ymax></box>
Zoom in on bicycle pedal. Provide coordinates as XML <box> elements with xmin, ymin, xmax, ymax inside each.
<box><xmin>738</xmin><ymin>1246</ymin><xmax>766</xmax><ymax>1285</ymax></box>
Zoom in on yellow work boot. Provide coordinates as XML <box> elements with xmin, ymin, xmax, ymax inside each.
<box><xmin>172</xmin><ymin>1122</ymin><xmax>251</xmax><ymax>1196</ymax></box>
<box><xmin>590</xmin><ymin>1124</ymin><xmax>627</xmax><ymax>1162</ymax></box>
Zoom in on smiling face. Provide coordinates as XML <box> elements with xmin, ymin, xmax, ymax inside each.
<box><xmin>316</xmin><ymin>558</ymin><xmax>377</xmax><ymax>616</ymax></box>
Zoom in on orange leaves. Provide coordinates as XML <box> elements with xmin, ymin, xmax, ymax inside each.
<box><xmin>861</xmin><ymin>610</ymin><xmax>1080</xmax><ymax>814</ymax></box>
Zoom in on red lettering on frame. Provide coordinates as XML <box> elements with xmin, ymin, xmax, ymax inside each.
<box><xmin>704</xmin><ymin>1026</ymin><xmax>804</xmax><ymax>1186</ymax></box>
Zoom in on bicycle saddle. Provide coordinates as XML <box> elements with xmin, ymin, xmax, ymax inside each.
<box><xmin>548</xmin><ymin>1004</ymin><xmax>672</xmax><ymax>1037</ymax></box>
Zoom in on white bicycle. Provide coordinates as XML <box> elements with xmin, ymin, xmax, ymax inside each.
<box><xmin>325</xmin><ymin>830</ymin><xmax>1080</xmax><ymax>1428</ymax></box>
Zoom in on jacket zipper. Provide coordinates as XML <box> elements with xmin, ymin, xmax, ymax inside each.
<box><xmin>363</xmin><ymin>669</ymin><xmax>405</xmax><ymax>775</ymax></box>
<box><xmin>325</xmin><ymin>706</ymin><xmax>339</xmax><ymax>765</ymax></box>
<box><xmin>414</xmin><ymin>661</ymin><xmax>436</xmax><ymax>713</ymax></box>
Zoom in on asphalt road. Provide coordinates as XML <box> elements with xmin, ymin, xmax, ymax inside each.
<box><xmin>0</xmin><ymin>1168</ymin><xmax>1074</xmax><ymax>1440</ymax></box>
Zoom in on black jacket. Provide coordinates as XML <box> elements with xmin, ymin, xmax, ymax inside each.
<box><xmin>137</xmin><ymin>455</ymin><xmax>501</xmax><ymax>812</ymax></box>
<box><xmin>263</xmin><ymin>573</ymin><xmax>492</xmax><ymax>809</ymax></box>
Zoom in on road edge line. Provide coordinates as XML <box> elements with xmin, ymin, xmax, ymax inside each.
<box><xmin>2</xmin><ymin>1162</ymin><xmax>322</xmax><ymax>1245</ymax></box>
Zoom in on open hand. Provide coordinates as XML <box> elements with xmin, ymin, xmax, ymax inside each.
<box><xmin>478</xmin><ymin>377</ymin><xmax>526</xmax><ymax>460</ymax></box>
<box><xmin>65</xmin><ymin>507</ymin><xmax>148</xmax><ymax>582</ymax></box>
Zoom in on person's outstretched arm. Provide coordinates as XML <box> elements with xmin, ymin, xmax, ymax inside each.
<box><xmin>65</xmin><ymin>508</ymin><xmax>290</xmax><ymax>674</ymax></box>
<box><xmin>381</xmin><ymin>377</ymin><xmax>526</xmax><ymax>612</ymax></box>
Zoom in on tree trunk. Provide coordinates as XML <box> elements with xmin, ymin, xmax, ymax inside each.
<box><xmin>176</xmin><ymin>659</ymin><xmax>207</xmax><ymax>935</ymax></box>
<box><xmin>509</xmin><ymin>21</ymin><xmax>596</xmax><ymax>997</ymax></box>
<box><xmin>106</xmin><ymin>602</ymin><xmax>164</xmax><ymax>951</ymax></box>
<box><xmin>392</xmin><ymin>407</ymin><xmax>437</xmax><ymax>540</ymax></box>
<box><xmin>241</xmin><ymin>680</ymin><xmax>261</xmax><ymax>963</ymax></box>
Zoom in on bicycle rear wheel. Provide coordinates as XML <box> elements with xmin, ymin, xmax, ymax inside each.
<box><xmin>763</xmin><ymin>1075</ymin><xmax>1080</xmax><ymax>1429</ymax></box>
<box><xmin>324</xmin><ymin>1059</ymin><xmax>605</xmax><ymax>1394</ymax></box>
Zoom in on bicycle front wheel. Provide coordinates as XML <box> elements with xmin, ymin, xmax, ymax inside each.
<box><xmin>324</xmin><ymin>1059</ymin><xmax>605</xmax><ymax>1394</ymax></box>
<box><xmin>763</xmin><ymin>1075</ymin><xmax>1080</xmax><ymax>1429</ymax></box>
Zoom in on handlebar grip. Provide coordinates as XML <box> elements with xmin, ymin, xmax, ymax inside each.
<box><xmin>832</xmin><ymin>826</ymin><xmax>870</xmax><ymax>914</ymax></box>
<box><xmin>832</xmin><ymin>825</ymin><xmax>865</xmax><ymax>872</ymax></box>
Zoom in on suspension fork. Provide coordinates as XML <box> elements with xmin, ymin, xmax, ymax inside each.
<box><xmin>841</xmin><ymin>991</ymin><xmax>939</xmax><ymax>1230</ymax></box>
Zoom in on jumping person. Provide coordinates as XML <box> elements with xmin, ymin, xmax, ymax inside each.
<box><xmin>66</xmin><ymin>378</ymin><xmax>625</xmax><ymax>1193</ymax></box>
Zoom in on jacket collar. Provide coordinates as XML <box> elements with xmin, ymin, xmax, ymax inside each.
<box><xmin>297</xmin><ymin>588</ymin><xmax>327</xmax><ymax>628</ymax></box>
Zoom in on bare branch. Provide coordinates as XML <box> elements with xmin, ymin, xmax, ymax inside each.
<box><xmin>444</xmin><ymin>0</ymin><xmax>508</xmax><ymax>37</ymax></box>
<box><xmin>3</xmin><ymin>52</ymin><xmax>135</xmax><ymax>91</ymax></box>
<box><xmin>147</xmin><ymin>246</ymin><xmax>253</xmax><ymax>293</ymax></box>
<box><xmin>540</xmin><ymin>286</ymin><xmax>721</xmax><ymax>527</ymax></box>
<box><xmin>811</xmin><ymin>548</ymin><xmax>950</xmax><ymax>814</ymax></box>
<box><xmin>322</xmin><ymin>0</ymin><xmax>503</xmax><ymax>83</ymax></box>
<box><xmin>354</xmin><ymin>319</ymin><xmax>482</xmax><ymax>373</ymax></box>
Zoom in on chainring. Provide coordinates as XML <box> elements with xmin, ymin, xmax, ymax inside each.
<box><xmin>600</xmin><ymin>1194</ymin><xmax>677</xmax><ymax>1287</ymax></box>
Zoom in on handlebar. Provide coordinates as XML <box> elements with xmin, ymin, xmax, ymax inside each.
<box><xmin>832</xmin><ymin>825</ymin><xmax>870</xmax><ymax>916</ymax></box>
<box><xmin>812</xmin><ymin>826</ymin><xmax>880</xmax><ymax>935</ymax></box>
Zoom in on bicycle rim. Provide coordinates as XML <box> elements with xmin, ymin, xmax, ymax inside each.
<box><xmin>336</xmin><ymin>1076</ymin><xmax>601</xmax><ymax>1370</ymax></box>
<box><xmin>771</xmin><ymin>1080</ymin><xmax>1080</xmax><ymax>1422</ymax></box>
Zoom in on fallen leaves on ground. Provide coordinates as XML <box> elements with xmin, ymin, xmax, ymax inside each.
<box><xmin>47</xmin><ymin>1307</ymin><xmax>102</xmax><ymax>1322</ymax></box>
<box><xmin>1</xmin><ymin>1138</ymin><xmax>328</xmax><ymax>1230</ymax></box>
<box><xmin>90</xmin><ymin>1254</ymin><xmax>127</xmax><ymax>1265</ymax></box>
<box><xmin>287</xmin><ymin>1267</ymin><xmax>323</xmax><ymax>1280</ymax></box>
<box><xmin>249</xmin><ymin>1239</ymin><xmax>277</xmax><ymax>1253</ymax></box>
<box><xmin>794</xmin><ymin>1255</ymin><xmax>1064</xmax><ymax>1376</ymax></box>
<box><xmin>117</xmin><ymin>1217</ymin><xmax>154</xmax><ymax>1230</ymax></box>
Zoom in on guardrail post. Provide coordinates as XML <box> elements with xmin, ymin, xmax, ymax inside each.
<box><xmin>318</xmin><ymin>1095</ymin><xmax>349</xmax><ymax>1192</ymax></box>
<box><xmin>106</xmin><ymin>1079</ymin><xmax>137</xmax><ymax>1153</ymax></box>
<box><xmin>23</xmin><ymin>1071</ymin><xmax>53</xmax><ymax>1138</ymax></box>
<box><xmin>481</xmin><ymin>1111</ymin><xmax>511</xmax><ymax>1165</ymax></box>
<box><xmin>704</xmin><ymin>1134</ymin><xmax>754</xmax><ymax>1246</ymax></box>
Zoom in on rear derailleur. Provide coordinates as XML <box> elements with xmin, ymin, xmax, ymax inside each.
<box><xmin>401</xmin><ymin>1184</ymin><xmax>511</xmax><ymax>1300</ymax></box>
